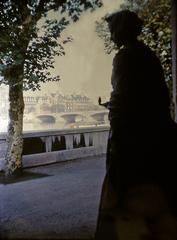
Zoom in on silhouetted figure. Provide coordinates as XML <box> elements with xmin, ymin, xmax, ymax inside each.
<box><xmin>95</xmin><ymin>10</ymin><xmax>177</xmax><ymax>240</ymax></box>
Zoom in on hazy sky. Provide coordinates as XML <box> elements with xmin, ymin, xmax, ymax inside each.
<box><xmin>32</xmin><ymin>0</ymin><xmax>123</xmax><ymax>103</ymax></box>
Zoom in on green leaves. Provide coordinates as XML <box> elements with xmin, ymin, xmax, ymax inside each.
<box><xmin>0</xmin><ymin>0</ymin><xmax>102</xmax><ymax>90</ymax></box>
<box><xmin>95</xmin><ymin>19</ymin><xmax>116</xmax><ymax>54</ymax></box>
<box><xmin>136</xmin><ymin>0</ymin><xmax>171</xmax><ymax>87</ymax></box>
<box><xmin>61</xmin><ymin>0</ymin><xmax>103</xmax><ymax>20</ymax></box>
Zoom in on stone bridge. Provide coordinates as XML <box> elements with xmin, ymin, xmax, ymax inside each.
<box><xmin>35</xmin><ymin>111</ymin><xmax>109</xmax><ymax>125</ymax></box>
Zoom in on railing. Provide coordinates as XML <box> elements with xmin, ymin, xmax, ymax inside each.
<box><xmin>0</xmin><ymin>126</ymin><xmax>109</xmax><ymax>170</ymax></box>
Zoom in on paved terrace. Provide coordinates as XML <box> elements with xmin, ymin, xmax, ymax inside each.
<box><xmin>0</xmin><ymin>155</ymin><xmax>105</xmax><ymax>240</ymax></box>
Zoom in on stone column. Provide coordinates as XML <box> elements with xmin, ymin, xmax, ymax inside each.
<box><xmin>172</xmin><ymin>0</ymin><xmax>177</xmax><ymax>121</ymax></box>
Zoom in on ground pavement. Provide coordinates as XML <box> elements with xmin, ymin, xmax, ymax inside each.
<box><xmin>0</xmin><ymin>155</ymin><xmax>106</xmax><ymax>240</ymax></box>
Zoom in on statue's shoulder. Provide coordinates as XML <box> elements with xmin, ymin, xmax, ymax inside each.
<box><xmin>113</xmin><ymin>47</ymin><xmax>132</xmax><ymax>68</ymax></box>
<box><xmin>113</xmin><ymin>47</ymin><xmax>129</xmax><ymax>60</ymax></box>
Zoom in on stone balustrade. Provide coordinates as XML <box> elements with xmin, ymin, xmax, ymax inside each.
<box><xmin>0</xmin><ymin>126</ymin><xmax>109</xmax><ymax>170</ymax></box>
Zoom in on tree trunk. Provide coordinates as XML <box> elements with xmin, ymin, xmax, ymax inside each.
<box><xmin>5</xmin><ymin>84</ymin><xmax>24</xmax><ymax>177</ymax></box>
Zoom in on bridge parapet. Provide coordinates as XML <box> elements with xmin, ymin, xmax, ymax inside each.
<box><xmin>0</xmin><ymin>126</ymin><xmax>110</xmax><ymax>170</ymax></box>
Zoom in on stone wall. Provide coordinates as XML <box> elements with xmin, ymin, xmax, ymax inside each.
<box><xmin>0</xmin><ymin>126</ymin><xmax>109</xmax><ymax>169</ymax></box>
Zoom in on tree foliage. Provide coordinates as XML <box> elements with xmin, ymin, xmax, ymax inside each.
<box><xmin>96</xmin><ymin>0</ymin><xmax>171</xmax><ymax>91</ymax></box>
<box><xmin>0</xmin><ymin>0</ymin><xmax>102</xmax><ymax>91</ymax></box>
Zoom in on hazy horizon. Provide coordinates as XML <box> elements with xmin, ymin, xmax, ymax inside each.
<box><xmin>32</xmin><ymin>0</ymin><xmax>123</xmax><ymax>104</ymax></box>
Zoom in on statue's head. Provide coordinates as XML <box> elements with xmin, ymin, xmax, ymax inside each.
<box><xmin>106</xmin><ymin>10</ymin><xmax>143</xmax><ymax>47</ymax></box>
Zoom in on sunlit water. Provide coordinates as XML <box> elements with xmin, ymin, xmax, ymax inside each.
<box><xmin>0</xmin><ymin>120</ymin><xmax>109</xmax><ymax>133</ymax></box>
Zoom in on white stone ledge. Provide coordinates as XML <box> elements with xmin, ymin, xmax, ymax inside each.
<box><xmin>0</xmin><ymin>126</ymin><xmax>109</xmax><ymax>170</ymax></box>
<box><xmin>0</xmin><ymin>126</ymin><xmax>110</xmax><ymax>139</ymax></box>
<box><xmin>23</xmin><ymin>146</ymin><xmax>106</xmax><ymax>168</ymax></box>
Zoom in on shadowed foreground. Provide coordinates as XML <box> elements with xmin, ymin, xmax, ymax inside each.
<box><xmin>0</xmin><ymin>155</ymin><xmax>105</xmax><ymax>240</ymax></box>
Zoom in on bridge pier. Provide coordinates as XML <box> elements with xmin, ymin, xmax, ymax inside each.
<box><xmin>60</xmin><ymin>113</ymin><xmax>83</xmax><ymax>125</ymax></box>
<box><xmin>91</xmin><ymin>112</ymin><xmax>109</xmax><ymax>124</ymax></box>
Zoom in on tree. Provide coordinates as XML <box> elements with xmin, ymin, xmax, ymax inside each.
<box><xmin>96</xmin><ymin>0</ymin><xmax>172</xmax><ymax>109</ymax></box>
<box><xmin>0</xmin><ymin>0</ymin><xmax>102</xmax><ymax>177</ymax></box>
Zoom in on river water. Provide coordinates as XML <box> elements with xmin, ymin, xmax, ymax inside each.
<box><xmin>0</xmin><ymin>119</ymin><xmax>109</xmax><ymax>133</ymax></box>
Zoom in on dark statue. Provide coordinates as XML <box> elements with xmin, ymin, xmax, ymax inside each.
<box><xmin>96</xmin><ymin>10</ymin><xmax>177</xmax><ymax>240</ymax></box>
